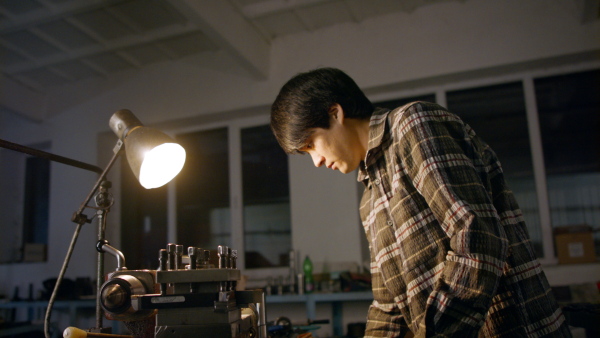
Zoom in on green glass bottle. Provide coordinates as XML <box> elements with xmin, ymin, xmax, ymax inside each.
<box><xmin>303</xmin><ymin>255</ymin><xmax>314</xmax><ymax>293</ymax></box>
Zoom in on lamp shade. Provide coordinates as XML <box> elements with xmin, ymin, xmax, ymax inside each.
<box><xmin>109</xmin><ymin>110</ymin><xmax>186</xmax><ymax>189</ymax></box>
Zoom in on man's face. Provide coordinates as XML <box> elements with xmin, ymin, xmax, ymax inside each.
<box><xmin>299</xmin><ymin>105</ymin><xmax>364</xmax><ymax>174</ymax></box>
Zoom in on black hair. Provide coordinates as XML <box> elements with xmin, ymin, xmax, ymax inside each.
<box><xmin>270</xmin><ymin>67</ymin><xmax>374</xmax><ymax>154</ymax></box>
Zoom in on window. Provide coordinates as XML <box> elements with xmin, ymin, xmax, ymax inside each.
<box><xmin>535</xmin><ymin>70</ymin><xmax>600</xmax><ymax>237</ymax></box>
<box><xmin>176</xmin><ymin>128</ymin><xmax>231</xmax><ymax>252</ymax></box>
<box><xmin>22</xmin><ymin>157</ymin><xmax>50</xmax><ymax>245</ymax></box>
<box><xmin>173</xmin><ymin>122</ymin><xmax>291</xmax><ymax>270</ymax></box>
<box><xmin>121</xmin><ymin>161</ymin><xmax>169</xmax><ymax>269</ymax></box>
<box><xmin>241</xmin><ymin>125</ymin><xmax>291</xmax><ymax>269</ymax></box>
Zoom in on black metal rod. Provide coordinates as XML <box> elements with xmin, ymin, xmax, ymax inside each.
<box><xmin>0</xmin><ymin>138</ymin><xmax>103</xmax><ymax>174</ymax></box>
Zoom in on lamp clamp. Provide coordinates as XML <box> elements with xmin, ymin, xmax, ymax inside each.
<box><xmin>71</xmin><ymin>212</ymin><xmax>91</xmax><ymax>225</ymax></box>
<box><xmin>113</xmin><ymin>139</ymin><xmax>124</xmax><ymax>155</ymax></box>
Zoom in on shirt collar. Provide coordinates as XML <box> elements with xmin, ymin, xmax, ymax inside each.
<box><xmin>357</xmin><ymin>107</ymin><xmax>390</xmax><ymax>183</ymax></box>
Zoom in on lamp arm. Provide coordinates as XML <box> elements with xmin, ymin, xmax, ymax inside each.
<box><xmin>71</xmin><ymin>140</ymin><xmax>124</xmax><ymax>225</ymax></box>
<box><xmin>44</xmin><ymin>222</ymin><xmax>84</xmax><ymax>338</ymax></box>
<box><xmin>0</xmin><ymin>138</ymin><xmax>103</xmax><ymax>174</ymax></box>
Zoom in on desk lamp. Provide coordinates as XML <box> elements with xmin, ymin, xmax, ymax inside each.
<box><xmin>108</xmin><ymin>109</ymin><xmax>185</xmax><ymax>189</ymax></box>
<box><xmin>43</xmin><ymin>110</ymin><xmax>185</xmax><ymax>338</ymax></box>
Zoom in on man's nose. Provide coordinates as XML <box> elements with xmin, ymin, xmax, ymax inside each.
<box><xmin>310</xmin><ymin>152</ymin><xmax>324</xmax><ymax>167</ymax></box>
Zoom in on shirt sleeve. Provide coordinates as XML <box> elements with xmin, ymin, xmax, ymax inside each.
<box><xmin>395</xmin><ymin>102</ymin><xmax>509</xmax><ymax>337</ymax></box>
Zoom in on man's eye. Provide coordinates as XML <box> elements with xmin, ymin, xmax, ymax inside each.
<box><xmin>299</xmin><ymin>142</ymin><xmax>313</xmax><ymax>153</ymax></box>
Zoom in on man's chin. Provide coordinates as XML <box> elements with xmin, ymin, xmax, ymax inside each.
<box><xmin>339</xmin><ymin>163</ymin><xmax>358</xmax><ymax>174</ymax></box>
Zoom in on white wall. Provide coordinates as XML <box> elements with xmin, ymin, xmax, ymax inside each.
<box><xmin>0</xmin><ymin>0</ymin><xmax>598</xmax><ymax>319</ymax></box>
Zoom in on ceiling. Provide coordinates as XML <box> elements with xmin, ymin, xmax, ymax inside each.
<box><xmin>0</xmin><ymin>0</ymin><xmax>597</xmax><ymax>122</ymax></box>
<box><xmin>0</xmin><ymin>0</ymin><xmax>470</xmax><ymax>121</ymax></box>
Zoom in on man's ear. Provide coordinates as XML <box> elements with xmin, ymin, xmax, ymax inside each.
<box><xmin>329</xmin><ymin>104</ymin><xmax>344</xmax><ymax>123</ymax></box>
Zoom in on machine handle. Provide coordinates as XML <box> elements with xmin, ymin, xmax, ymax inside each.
<box><xmin>63</xmin><ymin>326</ymin><xmax>133</xmax><ymax>338</ymax></box>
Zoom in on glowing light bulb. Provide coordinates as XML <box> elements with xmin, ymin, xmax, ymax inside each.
<box><xmin>139</xmin><ymin>143</ymin><xmax>186</xmax><ymax>189</ymax></box>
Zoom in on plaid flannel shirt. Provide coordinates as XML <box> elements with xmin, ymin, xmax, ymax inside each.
<box><xmin>358</xmin><ymin>102</ymin><xmax>571</xmax><ymax>337</ymax></box>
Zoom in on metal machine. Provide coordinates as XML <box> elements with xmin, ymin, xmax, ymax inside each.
<box><xmin>98</xmin><ymin>242</ymin><xmax>267</xmax><ymax>338</ymax></box>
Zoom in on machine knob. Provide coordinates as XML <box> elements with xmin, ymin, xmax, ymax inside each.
<box><xmin>101</xmin><ymin>282</ymin><xmax>129</xmax><ymax>313</ymax></box>
<box><xmin>218</xmin><ymin>245</ymin><xmax>228</xmax><ymax>269</ymax></box>
<box><xmin>187</xmin><ymin>247</ymin><xmax>198</xmax><ymax>270</ymax></box>
<box><xmin>175</xmin><ymin>244</ymin><xmax>184</xmax><ymax>269</ymax></box>
<box><xmin>167</xmin><ymin>243</ymin><xmax>176</xmax><ymax>270</ymax></box>
<box><xmin>100</xmin><ymin>274</ymin><xmax>151</xmax><ymax>319</ymax></box>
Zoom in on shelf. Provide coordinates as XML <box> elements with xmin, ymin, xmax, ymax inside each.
<box><xmin>267</xmin><ymin>290</ymin><xmax>373</xmax><ymax>304</ymax></box>
<box><xmin>266</xmin><ymin>291</ymin><xmax>373</xmax><ymax>336</ymax></box>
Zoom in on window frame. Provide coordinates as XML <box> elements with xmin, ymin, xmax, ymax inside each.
<box><xmin>368</xmin><ymin>62</ymin><xmax>600</xmax><ymax>265</ymax></box>
<box><xmin>161</xmin><ymin>62</ymin><xmax>598</xmax><ymax>270</ymax></box>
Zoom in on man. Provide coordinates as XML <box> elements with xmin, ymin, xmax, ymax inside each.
<box><xmin>270</xmin><ymin>68</ymin><xmax>571</xmax><ymax>337</ymax></box>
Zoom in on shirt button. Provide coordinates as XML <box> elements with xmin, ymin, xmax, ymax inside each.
<box><xmin>387</xmin><ymin>221</ymin><xmax>393</xmax><ymax>226</ymax></box>
<box><xmin>375</xmin><ymin>179</ymin><xmax>380</xmax><ymax>185</ymax></box>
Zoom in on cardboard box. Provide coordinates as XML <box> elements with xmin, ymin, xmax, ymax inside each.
<box><xmin>554</xmin><ymin>225</ymin><xmax>596</xmax><ymax>264</ymax></box>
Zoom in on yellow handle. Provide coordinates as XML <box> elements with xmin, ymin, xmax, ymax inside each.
<box><xmin>63</xmin><ymin>327</ymin><xmax>133</xmax><ymax>338</ymax></box>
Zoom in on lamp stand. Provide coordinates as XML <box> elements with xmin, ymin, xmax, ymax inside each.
<box><xmin>44</xmin><ymin>140</ymin><xmax>124</xmax><ymax>337</ymax></box>
<box><xmin>92</xmin><ymin>180</ymin><xmax>112</xmax><ymax>333</ymax></box>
